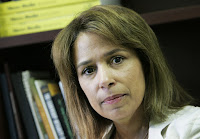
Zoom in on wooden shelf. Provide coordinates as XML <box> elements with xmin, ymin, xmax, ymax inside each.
<box><xmin>0</xmin><ymin>5</ymin><xmax>199</xmax><ymax>49</ymax></box>
<box><xmin>141</xmin><ymin>5</ymin><xmax>200</xmax><ymax>25</ymax></box>
<box><xmin>0</xmin><ymin>29</ymin><xmax>61</xmax><ymax>49</ymax></box>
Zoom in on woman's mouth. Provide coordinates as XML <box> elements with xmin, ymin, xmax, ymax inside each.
<box><xmin>102</xmin><ymin>94</ymin><xmax>126</xmax><ymax>104</ymax></box>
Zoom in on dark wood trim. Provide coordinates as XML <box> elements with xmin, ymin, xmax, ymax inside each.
<box><xmin>0</xmin><ymin>5</ymin><xmax>200</xmax><ymax>49</ymax></box>
<box><xmin>0</xmin><ymin>29</ymin><xmax>61</xmax><ymax>49</ymax></box>
<box><xmin>141</xmin><ymin>5</ymin><xmax>200</xmax><ymax>25</ymax></box>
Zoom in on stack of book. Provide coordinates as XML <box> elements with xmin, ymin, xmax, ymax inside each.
<box><xmin>0</xmin><ymin>0</ymin><xmax>100</xmax><ymax>37</ymax></box>
<box><xmin>0</xmin><ymin>65</ymin><xmax>73</xmax><ymax>139</ymax></box>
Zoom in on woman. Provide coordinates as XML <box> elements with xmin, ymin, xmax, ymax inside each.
<box><xmin>52</xmin><ymin>5</ymin><xmax>200</xmax><ymax>139</ymax></box>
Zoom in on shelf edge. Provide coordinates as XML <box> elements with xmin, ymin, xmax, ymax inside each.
<box><xmin>141</xmin><ymin>5</ymin><xmax>200</xmax><ymax>25</ymax></box>
<box><xmin>0</xmin><ymin>29</ymin><xmax>61</xmax><ymax>49</ymax></box>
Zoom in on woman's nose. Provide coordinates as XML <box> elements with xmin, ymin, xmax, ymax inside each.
<box><xmin>98</xmin><ymin>65</ymin><xmax>116</xmax><ymax>89</ymax></box>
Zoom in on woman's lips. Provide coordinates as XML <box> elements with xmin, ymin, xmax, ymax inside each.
<box><xmin>102</xmin><ymin>94</ymin><xmax>126</xmax><ymax>104</ymax></box>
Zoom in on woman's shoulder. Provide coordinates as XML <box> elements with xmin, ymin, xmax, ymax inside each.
<box><xmin>177</xmin><ymin>105</ymin><xmax>200</xmax><ymax>113</ymax></box>
<box><xmin>149</xmin><ymin>105</ymin><xmax>200</xmax><ymax>139</ymax></box>
<box><xmin>171</xmin><ymin>105</ymin><xmax>200</xmax><ymax>121</ymax></box>
<box><xmin>169</xmin><ymin>105</ymin><xmax>200</xmax><ymax>125</ymax></box>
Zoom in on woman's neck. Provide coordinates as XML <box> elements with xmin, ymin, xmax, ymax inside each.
<box><xmin>113</xmin><ymin>106</ymin><xmax>149</xmax><ymax>139</ymax></box>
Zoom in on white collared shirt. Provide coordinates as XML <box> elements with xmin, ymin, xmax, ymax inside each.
<box><xmin>103</xmin><ymin>106</ymin><xmax>200</xmax><ymax>139</ymax></box>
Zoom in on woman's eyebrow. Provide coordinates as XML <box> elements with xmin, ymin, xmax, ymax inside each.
<box><xmin>103</xmin><ymin>48</ymin><xmax>126</xmax><ymax>57</ymax></box>
<box><xmin>77</xmin><ymin>60</ymin><xmax>92</xmax><ymax>69</ymax></box>
<box><xmin>77</xmin><ymin>48</ymin><xmax>126</xmax><ymax>69</ymax></box>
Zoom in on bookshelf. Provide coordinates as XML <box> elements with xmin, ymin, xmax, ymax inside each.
<box><xmin>0</xmin><ymin>3</ymin><xmax>200</xmax><ymax>138</ymax></box>
<box><xmin>0</xmin><ymin>5</ymin><xmax>199</xmax><ymax>49</ymax></box>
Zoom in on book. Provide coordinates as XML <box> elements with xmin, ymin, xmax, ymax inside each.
<box><xmin>4</xmin><ymin>63</ymin><xmax>25</xmax><ymax>139</ymax></box>
<box><xmin>0</xmin><ymin>73</ymin><xmax>15</xmax><ymax>139</ymax></box>
<box><xmin>32</xmin><ymin>100</ymin><xmax>49</xmax><ymax>139</ymax></box>
<box><xmin>41</xmin><ymin>83</ymin><xmax>66</xmax><ymax>139</ymax></box>
<box><xmin>11</xmin><ymin>72</ymin><xmax>39</xmax><ymax>139</ymax></box>
<box><xmin>22</xmin><ymin>70</ymin><xmax>51</xmax><ymax>139</ymax></box>
<box><xmin>0</xmin><ymin>0</ymin><xmax>98</xmax><ymax>15</ymax></box>
<box><xmin>48</xmin><ymin>82</ymin><xmax>73</xmax><ymax>139</ymax></box>
<box><xmin>30</xmin><ymin>77</ymin><xmax>55</xmax><ymax>139</ymax></box>
<box><xmin>0</xmin><ymin>89</ymin><xmax>9</xmax><ymax>139</ymax></box>
<box><xmin>35</xmin><ymin>79</ymin><xmax>58</xmax><ymax>139</ymax></box>
<box><xmin>58</xmin><ymin>81</ymin><xmax>66</xmax><ymax>103</ymax></box>
<box><xmin>0</xmin><ymin>0</ymin><xmax>100</xmax><ymax>37</ymax></box>
<box><xmin>0</xmin><ymin>15</ymin><xmax>73</xmax><ymax>37</ymax></box>
<box><xmin>0</xmin><ymin>1</ymin><xmax>100</xmax><ymax>26</ymax></box>
<box><xmin>0</xmin><ymin>83</ymin><xmax>9</xmax><ymax>139</ymax></box>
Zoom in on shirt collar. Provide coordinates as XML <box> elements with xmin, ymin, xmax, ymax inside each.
<box><xmin>102</xmin><ymin>123</ymin><xmax>115</xmax><ymax>139</ymax></box>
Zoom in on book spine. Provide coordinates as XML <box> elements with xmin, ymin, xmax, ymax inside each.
<box><xmin>0</xmin><ymin>73</ymin><xmax>18</xmax><ymax>139</ymax></box>
<box><xmin>35</xmin><ymin>80</ymin><xmax>58</xmax><ymax>139</ymax></box>
<box><xmin>41</xmin><ymin>85</ymin><xmax>66</xmax><ymax>139</ymax></box>
<box><xmin>0</xmin><ymin>82</ymin><xmax>10</xmax><ymax>139</ymax></box>
<box><xmin>30</xmin><ymin>78</ymin><xmax>55</xmax><ymax>139</ymax></box>
<box><xmin>58</xmin><ymin>81</ymin><xmax>66</xmax><ymax>102</ymax></box>
<box><xmin>11</xmin><ymin>72</ymin><xmax>39</xmax><ymax>139</ymax></box>
<box><xmin>33</xmin><ymin>101</ymin><xmax>49</xmax><ymax>139</ymax></box>
<box><xmin>0</xmin><ymin>1</ymin><xmax>100</xmax><ymax>25</ymax></box>
<box><xmin>53</xmin><ymin>94</ymin><xmax>73</xmax><ymax>139</ymax></box>
<box><xmin>4</xmin><ymin>63</ymin><xmax>25</xmax><ymax>139</ymax></box>
<box><xmin>0</xmin><ymin>0</ymin><xmax>98</xmax><ymax>15</ymax></box>
<box><xmin>48</xmin><ymin>83</ymin><xmax>73</xmax><ymax>138</ymax></box>
<box><xmin>0</xmin><ymin>15</ymin><xmax>73</xmax><ymax>37</ymax></box>
<box><xmin>22</xmin><ymin>71</ymin><xmax>47</xmax><ymax>139</ymax></box>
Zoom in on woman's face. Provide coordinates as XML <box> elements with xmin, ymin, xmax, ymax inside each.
<box><xmin>74</xmin><ymin>32</ymin><xmax>146</xmax><ymax>123</ymax></box>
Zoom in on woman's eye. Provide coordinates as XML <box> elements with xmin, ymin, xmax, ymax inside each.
<box><xmin>82</xmin><ymin>67</ymin><xmax>95</xmax><ymax>75</ymax></box>
<box><xmin>111</xmin><ymin>56</ymin><xmax>124</xmax><ymax>64</ymax></box>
